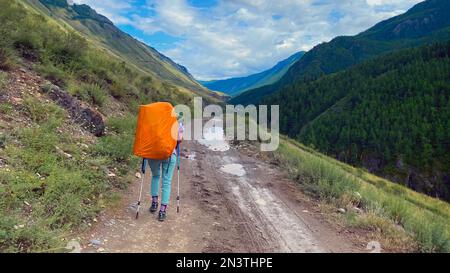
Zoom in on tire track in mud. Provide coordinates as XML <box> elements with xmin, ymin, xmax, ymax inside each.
<box><xmin>202</xmin><ymin>149</ymin><xmax>323</xmax><ymax>253</ymax></box>
<box><xmin>189</xmin><ymin>148</ymin><xmax>264</xmax><ymax>252</ymax></box>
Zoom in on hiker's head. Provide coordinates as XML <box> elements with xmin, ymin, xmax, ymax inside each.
<box><xmin>177</xmin><ymin>112</ymin><xmax>184</xmax><ymax>121</ymax></box>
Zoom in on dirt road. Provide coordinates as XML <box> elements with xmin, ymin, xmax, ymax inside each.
<box><xmin>82</xmin><ymin>121</ymin><xmax>359</xmax><ymax>253</ymax></box>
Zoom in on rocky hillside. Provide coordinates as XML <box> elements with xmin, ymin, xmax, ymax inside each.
<box><xmin>0</xmin><ymin>0</ymin><xmax>209</xmax><ymax>252</ymax></box>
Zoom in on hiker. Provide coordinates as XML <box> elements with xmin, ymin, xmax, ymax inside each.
<box><xmin>148</xmin><ymin>112</ymin><xmax>184</xmax><ymax>221</ymax></box>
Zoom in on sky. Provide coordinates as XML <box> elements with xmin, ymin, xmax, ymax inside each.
<box><xmin>71</xmin><ymin>0</ymin><xmax>422</xmax><ymax>80</ymax></box>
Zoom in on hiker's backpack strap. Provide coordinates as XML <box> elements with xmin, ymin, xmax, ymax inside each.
<box><xmin>141</xmin><ymin>158</ymin><xmax>147</xmax><ymax>174</ymax></box>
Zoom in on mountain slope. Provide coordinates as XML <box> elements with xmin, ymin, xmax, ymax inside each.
<box><xmin>25</xmin><ymin>0</ymin><xmax>216</xmax><ymax>99</ymax></box>
<box><xmin>262</xmin><ymin>42</ymin><xmax>450</xmax><ymax>201</ymax></box>
<box><xmin>200</xmin><ymin>51</ymin><xmax>304</xmax><ymax>96</ymax></box>
<box><xmin>231</xmin><ymin>0</ymin><xmax>450</xmax><ymax>105</ymax></box>
<box><xmin>0</xmin><ymin>0</ymin><xmax>210</xmax><ymax>252</ymax></box>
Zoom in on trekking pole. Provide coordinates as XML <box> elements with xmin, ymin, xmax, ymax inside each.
<box><xmin>176</xmin><ymin>143</ymin><xmax>181</xmax><ymax>213</ymax></box>
<box><xmin>136</xmin><ymin>158</ymin><xmax>146</xmax><ymax>219</ymax></box>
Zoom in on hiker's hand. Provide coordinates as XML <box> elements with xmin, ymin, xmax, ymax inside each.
<box><xmin>177</xmin><ymin>140</ymin><xmax>182</xmax><ymax>145</ymax></box>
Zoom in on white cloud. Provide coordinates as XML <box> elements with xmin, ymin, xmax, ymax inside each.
<box><xmin>366</xmin><ymin>0</ymin><xmax>418</xmax><ymax>6</ymax></box>
<box><xmin>72</xmin><ymin>0</ymin><xmax>423</xmax><ymax>80</ymax></box>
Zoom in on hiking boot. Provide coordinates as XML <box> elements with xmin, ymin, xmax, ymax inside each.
<box><xmin>158</xmin><ymin>210</ymin><xmax>167</xmax><ymax>221</ymax></box>
<box><xmin>149</xmin><ymin>201</ymin><xmax>158</xmax><ymax>213</ymax></box>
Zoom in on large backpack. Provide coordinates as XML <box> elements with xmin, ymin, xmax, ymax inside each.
<box><xmin>133</xmin><ymin>102</ymin><xmax>178</xmax><ymax>160</ymax></box>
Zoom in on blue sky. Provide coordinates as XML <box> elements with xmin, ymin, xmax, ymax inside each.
<box><xmin>72</xmin><ymin>0</ymin><xmax>422</xmax><ymax>80</ymax></box>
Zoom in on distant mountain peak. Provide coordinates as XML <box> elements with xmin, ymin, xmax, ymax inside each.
<box><xmin>361</xmin><ymin>0</ymin><xmax>450</xmax><ymax>40</ymax></box>
<box><xmin>71</xmin><ymin>4</ymin><xmax>114</xmax><ymax>25</ymax></box>
<box><xmin>201</xmin><ymin>51</ymin><xmax>305</xmax><ymax>96</ymax></box>
<box><xmin>40</xmin><ymin>0</ymin><xmax>113</xmax><ymax>25</ymax></box>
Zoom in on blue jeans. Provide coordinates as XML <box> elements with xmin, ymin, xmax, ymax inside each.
<box><xmin>148</xmin><ymin>154</ymin><xmax>177</xmax><ymax>205</ymax></box>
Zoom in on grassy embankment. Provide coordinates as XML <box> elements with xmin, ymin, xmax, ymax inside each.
<box><xmin>274</xmin><ymin>137</ymin><xmax>450</xmax><ymax>252</ymax></box>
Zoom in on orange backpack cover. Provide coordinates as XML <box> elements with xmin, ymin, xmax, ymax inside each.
<box><xmin>133</xmin><ymin>102</ymin><xmax>178</xmax><ymax>160</ymax></box>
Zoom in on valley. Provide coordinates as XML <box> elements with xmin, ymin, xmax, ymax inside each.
<box><xmin>230</xmin><ymin>0</ymin><xmax>450</xmax><ymax>203</ymax></box>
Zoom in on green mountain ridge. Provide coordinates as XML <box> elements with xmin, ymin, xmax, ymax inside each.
<box><xmin>200</xmin><ymin>51</ymin><xmax>304</xmax><ymax>96</ymax></box>
<box><xmin>263</xmin><ymin>41</ymin><xmax>450</xmax><ymax>201</ymax></box>
<box><xmin>231</xmin><ymin>0</ymin><xmax>450</xmax><ymax>105</ymax></box>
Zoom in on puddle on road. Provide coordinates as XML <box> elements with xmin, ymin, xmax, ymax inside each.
<box><xmin>220</xmin><ymin>164</ymin><xmax>246</xmax><ymax>176</ymax></box>
<box><xmin>197</xmin><ymin>120</ymin><xmax>230</xmax><ymax>152</ymax></box>
<box><xmin>255</xmin><ymin>198</ymin><xmax>267</xmax><ymax>206</ymax></box>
